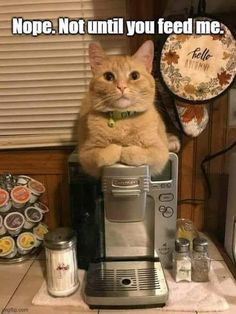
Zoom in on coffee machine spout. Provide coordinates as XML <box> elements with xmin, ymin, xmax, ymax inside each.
<box><xmin>102</xmin><ymin>163</ymin><xmax>150</xmax><ymax>222</ymax></box>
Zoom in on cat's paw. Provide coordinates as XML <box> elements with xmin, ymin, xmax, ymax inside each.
<box><xmin>97</xmin><ymin>144</ymin><xmax>122</xmax><ymax>168</ymax></box>
<box><xmin>167</xmin><ymin>134</ymin><xmax>181</xmax><ymax>153</ymax></box>
<box><xmin>121</xmin><ymin>146</ymin><xmax>147</xmax><ymax>166</ymax></box>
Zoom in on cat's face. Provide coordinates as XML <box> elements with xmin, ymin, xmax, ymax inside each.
<box><xmin>88</xmin><ymin>41</ymin><xmax>155</xmax><ymax>112</ymax></box>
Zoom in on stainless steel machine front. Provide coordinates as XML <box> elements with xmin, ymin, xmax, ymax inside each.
<box><xmin>84</xmin><ymin>153</ymin><xmax>178</xmax><ymax>309</ymax></box>
<box><xmin>85</xmin><ymin>261</ymin><xmax>168</xmax><ymax>308</ymax></box>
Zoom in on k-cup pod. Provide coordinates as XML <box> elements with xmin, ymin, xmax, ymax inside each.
<box><xmin>33</xmin><ymin>223</ymin><xmax>49</xmax><ymax>247</ymax></box>
<box><xmin>0</xmin><ymin>216</ymin><xmax>7</xmax><ymax>236</ymax></box>
<box><xmin>17</xmin><ymin>232</ymin><xmax>36</xmax><ymax>255</ymax></box>
<box><xmin>0</xmin><ymin>188</ymin><xmax>12</xmax><ymax>213</ymax></box>
<box><xmin>34</xmin><ymin>201</ymin><xmax>49</xmax><ymax>214</ymax></box>
<box><xmin>4</xmin><ymin>212</ymin><xmax>25</xmax><ymax>236</ymax></box>
<box><xmin>24</xmin><ymin>207</ymin><xmax>43</xmax><ymax>229</ymax></box>
<box><xmin>27</xmin><ymin>180</ymin><xmax>45</xmax><ymax>203</ymax></box>
<box><xmin>11</xmin><ymin>186</ymin><xmax>30</xmax><ymax>209</ymax></box>
<box><xmin>0</xmin><ymin>236</ymin><xmax>17</xmax><ymax>258</ymax></box>
<box><xmin>17</xmin><ymin>175</ymin><xmax>32</xmax><ymax>186</ymax></box>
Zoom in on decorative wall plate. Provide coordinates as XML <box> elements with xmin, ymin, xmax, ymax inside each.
<box><xmin>159</xmin><ymin>17</ymin><xmax>236</xmax><ymax>103</ymax></box>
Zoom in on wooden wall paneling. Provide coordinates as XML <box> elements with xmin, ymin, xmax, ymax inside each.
<box><xmin>44</xmin><ymin>174</ymin><xmax>62</xmax><ymax>228</ymax></box>
<box><xmin>206</xmin><ymin>94</ymin><xmax>228</xmax><ymax>238</ymax></box>
<box><xmin>177</xmin><ymin>143</ymin><xmax>182</xmax><ymax>219</ymax></box>
<box><xmin>176</xmin><ymin>93</ymin><xmax>233</xmax><ymax>235</ymax></box>
<box><xmin>178</xmin><ymin>137</ymin><xmax>195</xmax><ymax>220</ymax></box>
<box><xmin>203</xmin><ymin>101</ymin><xmax>215</xmax><ymax>232</ymax></box>
<box><xmin>217</xmin><ymin>99</ymin><xmax>231</xmax><ymax>242</ymax></box>
<box><xmin>192</xmin><ymin>120</ymin><xmax>211</xmax><ymax>231</ymax></box>
<box><xmin>215</xmin><ymin>94</ymin><xmax>233</xmax><ymax>242</ymax></box>
<box><xmin>60</xmin><ymin>170</ymin><xmax>71</xmax><ymax>228</ymax></box>
<box><xmin>127</xmin><ymin>0</ymin><xmax>155</xmax><ymax>53</ymax></box>
<box><xmin>227</xmin><ymin>128</ymin><xmax>236</xmax><ymax>147</ymax></box>
<box><xmin>127</xmin><ymin>0</ymin><xmax>169</xmax><ymax>53</ymax></box>
<box><xmin>0</xmin><ymin>149</ymin><xmax>71</xmax><ymax>175</ymax></box>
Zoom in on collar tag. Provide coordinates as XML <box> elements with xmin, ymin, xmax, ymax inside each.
<box><xmin>108</xmin><ymin>118</ymin><xmax>115</xmax><ymax>128</ymax></box>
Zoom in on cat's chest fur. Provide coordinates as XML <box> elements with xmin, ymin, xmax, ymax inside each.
<box><xmin>87</xmin><ymin>110</ymin><xmax>158</xmax><ymax>147</ymax></box>
<box><xmin>88</xmin><ymin>114</ymin><xmax>148</xmax><ymax>146</ymax></box>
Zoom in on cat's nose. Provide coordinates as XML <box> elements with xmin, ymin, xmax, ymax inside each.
<box><xmin>117</xmin><ymin>82</ymin><xmax>127</xmax><ymax>93</ymax></box>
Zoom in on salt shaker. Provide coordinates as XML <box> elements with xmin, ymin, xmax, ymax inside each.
<box><xmin>191</xmin><ymin>237</ymin><xmax>211</xmax><ymax>282</ymax></box>
<box><xmin>172</xmin><ymin>238</ymin><xmax>191</xmax><ymax>282</ymax></box>
<box><xmin>44</xmin><ymin>227</ymin><xmax>79</xmax><ymax>297</ymax></box>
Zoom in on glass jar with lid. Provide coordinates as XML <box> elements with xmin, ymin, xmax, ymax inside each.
<box><xmin>191</xmin><ymin>237</ymin><xmax>211</xmax><ymax>282</ymax></box>
<box><xmin>172</xmin><ymin>238</ymin><xmax>191</xmax><ymax>282</ymax></box>
<box><xmin>44</xmin><ymin>227</ymin><xmax>79</xmax><ymax>297</ymax></box>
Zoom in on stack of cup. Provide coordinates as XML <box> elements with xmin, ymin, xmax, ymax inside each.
<box><xmin>0</xmin><ymin>174</ymin><xmax>49</xmax><ymax>261</ymax></box>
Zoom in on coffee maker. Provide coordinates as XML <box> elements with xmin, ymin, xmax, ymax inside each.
<box><xmin>68</xmin><ymin>152</ymin><xmax>178</xmax><ymax>309</ymax></box>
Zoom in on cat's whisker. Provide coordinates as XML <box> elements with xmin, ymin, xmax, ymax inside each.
<box><xmin>96</xmin><ymin>97</ymin><xmax>113</xmax><ymax>105</ymax></box>
<box><xmin>96</xmin><ymin>94</ymin><xmax>117</xmax><ymax>104</ymax></box>
<box><xmin>93</xmin><ymin>94</ymin><xmax>118</xmax><ymax>110</ymax></box>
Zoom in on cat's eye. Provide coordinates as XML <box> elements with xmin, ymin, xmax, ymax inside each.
<box><xmin>130</xmin><ymin>71</ymin><xmax>140</xmax><ymax>80</ymax></box>
<box><xmin>103</xmin><ymin>72</ymin><xmax>115</xmax><ymax>81</ymax></box>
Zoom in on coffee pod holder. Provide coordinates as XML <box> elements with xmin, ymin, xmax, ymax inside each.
<box><xmin>0</xmin><ymin>173</ymin><xmax>49</xmax><ymax>263</ymax></box>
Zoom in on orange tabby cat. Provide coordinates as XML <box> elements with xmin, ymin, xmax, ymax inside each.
<box><xmin>78</xmin><ymin>40</ymin><xmax>173</xmax><ymax>178</ymax></box>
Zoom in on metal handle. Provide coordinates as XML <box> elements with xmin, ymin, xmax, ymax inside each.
<box><xmin>111</xmin><ymin>189</ymin><xmax>140</xmax><ymax>197</ymax></box>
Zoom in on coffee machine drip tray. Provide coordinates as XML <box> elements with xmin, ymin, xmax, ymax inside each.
<box><xmin>84</xmin><ymin>260</ymin><xmax>168</xmax><ymax>309</ymax></box>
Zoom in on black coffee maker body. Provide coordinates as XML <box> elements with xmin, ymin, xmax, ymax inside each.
<box><xmin>68</xmin><ymin>152</ymin><xmax>104</xmax><ymax>269</ymax></box>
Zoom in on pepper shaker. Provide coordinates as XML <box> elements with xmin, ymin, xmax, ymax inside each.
<box><xmin>44</xmin><ymin>227</ymin><xmax>79</xmax><ymax>297</ymax></box>
<box><xmin>191</xmin><ymin>237</ymin><xmax>211</xmax><ymax>282</ymax></box>
<box><xmin>172</xmin><ymin>238</ymin><xmax>191</xmax><ymax>282</ymax></box>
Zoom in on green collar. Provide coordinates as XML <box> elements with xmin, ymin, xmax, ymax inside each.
<box><xmin>106</xmin><ymin>111</ymin><xmax>138</xmax><ymax>128</ymax></box>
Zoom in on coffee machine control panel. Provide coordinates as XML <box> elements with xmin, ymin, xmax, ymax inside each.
<box><xmin>149</xmin><ymin>153</ymin><xmax>178</xmax><ymax>268</ymax></box>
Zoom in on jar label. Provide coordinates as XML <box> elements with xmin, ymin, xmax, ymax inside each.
<box><xmin>56</xmin><ymin>263</ymin><xmax>70</xmax><ymax>279</ymax></box>
<box><xmin>12</xmin><ymin>186</ymin><xmax>30</xmax><ymax>202</ymax></box>
<box><xmin>0</xmin><ymin>236</ymin><xmax>14</xmax><ymax>256</ymax></box>
<box><xmin>5</xmin><ymin>213</ymin><xmax>24</xmax><ymax>229</ymax></box>
<box><xmin>0</xmin><ymin>189</ymin><xmax>8</xmax><ymax>206</ymax></box>
<box><xmin>175</xmin><ymin>260</ymin><xmax>191</xmax><ymax>282</ymax></box>
<box><xmin>29</xmin><ymin>180</ymin><xmax>45</xmax><ymax>193</ymax></box>
<box><xmin>18</xmin><ymin>232</ymin><xmax>35</xmax><ymax>249</ymax></box>
<box><xmin>34</xmin><ymin>223</ymin><xmax>48</xmax><ymax>239</ymax></box>
<box><xmin>46</xmin><ymin>250</ymin><xmax>79</xmax><ymax>292</ymax></box>
<box><xmin>26</xmin><ymin>207</ymin><xmax>42</xmax><ymax>222</ymax></box>
<box><xmin>35</xmin><ymin>202</ymin><xmax>49</xmax><ymax>213</ymax></box>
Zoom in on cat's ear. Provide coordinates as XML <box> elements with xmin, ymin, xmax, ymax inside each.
<box><xmin>89</xmin><ymin>42</ymin><xmax>106</xmax><ymax>73</ymax></box>
<box><xmin>132</xmin><ymin>40</ymin><xmax>154</xmax><ymax>72</ymax></box>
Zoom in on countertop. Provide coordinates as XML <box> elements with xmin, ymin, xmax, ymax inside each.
<box><xmin>0</xmin><ymin>234</ymin><xmax>236</xmax><ymax>314</ymax></box>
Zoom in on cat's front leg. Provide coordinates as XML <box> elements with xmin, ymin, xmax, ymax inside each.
<box><xmin>121</xmin><ymin>146</ymin><xmax>148</xmax><ymax>166</ymax></box>
<box><xmin>121</xmin><ymin>145</ymin><xmax>169</xmax><ymax>174</ymax></box>
<box><xmin>97</xmin><ymin>144</ymin><xmax>122</xmax><ymax>168</ymax></box>
<box><xmin>167</xmin><ymin>133</ymin><xmax>181</xmax><ymax>153</ymax></box>
<box><xmin>79</xmin><ymin>144</ymin><xmax>122</xmax><ymax>177</ymax></box>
